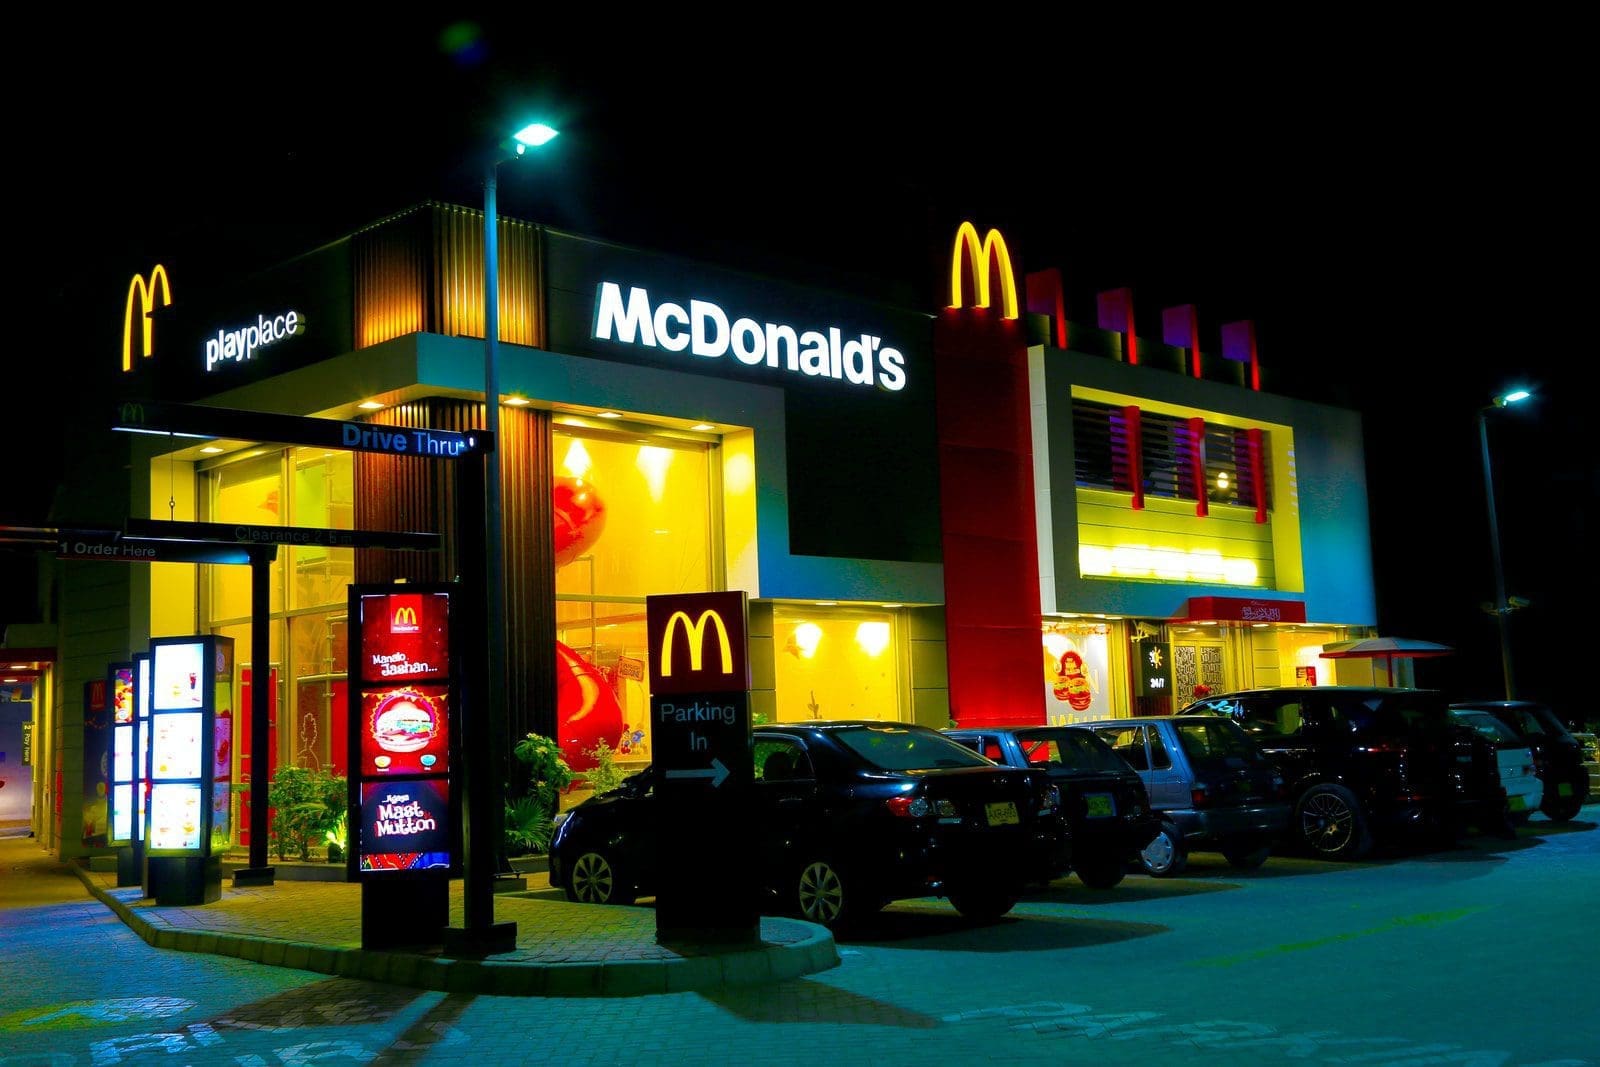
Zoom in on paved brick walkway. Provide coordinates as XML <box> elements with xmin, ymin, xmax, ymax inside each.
<box><xmin>74</xmin><ymin>866</ymin><xmax>836</xmax><ymax>997</ymax></box>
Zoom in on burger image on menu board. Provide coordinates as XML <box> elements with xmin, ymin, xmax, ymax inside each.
<box><xmin>371</xmin><ymin>691</ymin><xmax>439</xmax><ymax>753</ymax></box>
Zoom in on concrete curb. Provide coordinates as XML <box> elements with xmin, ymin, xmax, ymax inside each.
<box><xmin>70</xmin><ymin>865</ymin><xmax>839</xmax><ymax>997</ymax></box>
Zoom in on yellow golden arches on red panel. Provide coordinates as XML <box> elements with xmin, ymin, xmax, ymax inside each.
<box><xmin>948</xmin><ymin>222</ymin><xmax>1018</xmax><ymax>320</ymax></box>
<box><xmin>123</xmin><ymin>264</ymin><xmax>172</xmax><ymax>372</ymax></box>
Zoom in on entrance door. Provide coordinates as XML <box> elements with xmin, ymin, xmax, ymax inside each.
<box><xmin>1173</xmin><ymin>640</ymin><xmax>1227</xmax><ymax>707</ymax></box>
<box><xmin>0</xmin><ymin>689</ymin><xmax>34</xmax><ymax>832</ymax></box>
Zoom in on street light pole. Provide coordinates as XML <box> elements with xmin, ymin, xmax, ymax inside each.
<box><xmin>1477</xmin><ymin>388</ymin><xmax>1531</xmax><ymax>702</ymax></box>
<box><xmin>1477</xmin><ymin>406</ymin><xmax>1514</xmax><ymax>701</ymax></box>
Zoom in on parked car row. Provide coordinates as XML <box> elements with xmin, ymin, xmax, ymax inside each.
<box><xmin>550</xmin><ymin>691</ymin><xmax>1591</xmax><ymax>929</ymax></box>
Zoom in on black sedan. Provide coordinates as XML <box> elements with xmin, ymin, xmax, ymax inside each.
<box><xmin>1451</xmin><ymin>700</ymin><xmax>1591</xmax><ymax>821</ymax></box>
<box><xmin>944</xmin><ymin>726</ymin><xmax>1159</xmax><ymax>888</ymax></box>
<box><xmin>549</xmin><ymin>721</ymin><xmax>1070</xmax><ymax>928</ymax></box>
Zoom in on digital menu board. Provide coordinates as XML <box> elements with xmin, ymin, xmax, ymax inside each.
<box><xmin>112</xmin><ymin>666</ymin><xmax>135</xmax><ymax>724</ymax></box>
<box><xmin>349</xmin><ymin>584</ymin><xmax>458</xmax><ymax>880</ymax></box>
<box><xmin>359</xmin><ymin>686</ymin><xmax>449</xmax><ymax>776</ymax></box>
<box><xmin>135</xmin><ymin>654</ymin><xmax>150</xmax><ymax>842</ymax></box>
<box><xmin>113</xmin><ymin>727</ymin><xmax>134</xmax><ymax>781</ymax></box>
<box><xmin>151</xmin><ymin>713</ymin><xmax>204</xmax><ymax>779</ymax></box>
<box><xmin>148</xmin><ymin>782</ymin><xmax>203</xmax><ymax>851</ymax></box>
<box><xmin>358</xmin><ymin>780</ymin><xmax>451</xmax><ymax>872</ymax></box>
<box><xmin>108</xmin><ymin>662</ymin><xmax>141</xmax><ymax>847</ymax></box>
<box><xmin>112</xmin><ymin>784</ymin><xmax>133</xmax><ymax>842</ymax></box>
<box><xmin>153</xmin><ymin>642</ymin><xmax>205</xmax><ymax>710</ymax></box>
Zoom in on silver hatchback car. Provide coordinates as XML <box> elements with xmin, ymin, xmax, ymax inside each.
<box><xmin>1080</xmin><ymin>716</ymin><xmax>1291</xmax><ymax>876</ymax></box>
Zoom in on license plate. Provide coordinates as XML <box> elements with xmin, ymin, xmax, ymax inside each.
<box><xmin>1509</xmin><ymin>794</ymin><xmax>1526</xmax><ymax>811</ymax></box>
<box><xmin>986</xmin><ymin>801</ymin><xmax>1019</xmax><ymax>826</ymax></box>
<box><xmin>1558</xmin><ymin>782</ymin><xmax>1573</xmax><ymax>797</ymax></box>
<box><xmin>1084</xmin><ymin>793</ymin><xmax>1116</xmax><ymax>818</ymax></box>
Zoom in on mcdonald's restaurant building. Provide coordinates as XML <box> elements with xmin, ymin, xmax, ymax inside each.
<box><xmin>19</xmin><ymin>205</ymin><xmax>1382</xmax><ymax>858</ymax></box>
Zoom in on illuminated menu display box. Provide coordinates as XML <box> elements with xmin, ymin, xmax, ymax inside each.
<box><xmin>347</xmin><ymin>584</ymin><xmax>459</xmax><ymax>879</ymax></box>
<box><xmin>109</xmin><ymin>662</ymin><xmax>136</xmax><ymax>844</ymax></box>
<box><xmin>145</xmin><ymin>636</ymin><xmax>236</xmax><ymax>857</ymax></box>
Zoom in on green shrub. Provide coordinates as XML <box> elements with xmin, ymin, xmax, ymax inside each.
<box><xmin>584</xmin><ymin>740</ymin><xmax>625</xmax><ymax>796</ymax></box>
<box><xmin>267</xmin><ymin>766</ymin><xmax>346</xmax><ymax>861</ymax></box>
<box><xmin>507</xmin><ymin>733</ymin><xmax>573</xmax><ymax>856</ymax></box>
<box><xmin>504</xmin><ymin>795</ymin><xmax>554</xmax><ymax>857</ymax></box>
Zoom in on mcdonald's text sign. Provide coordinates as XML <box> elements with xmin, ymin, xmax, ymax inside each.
<box><xmin>646</xmin><ymin>591</ymin><xmax>749</xmax><ymax>696</ymax></box>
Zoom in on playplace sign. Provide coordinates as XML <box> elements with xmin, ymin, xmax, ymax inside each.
<box><xmin>593</xmin><ymin>282</ymin><xmax>908</xmax><ymax>392</ymax></box>
<box><xmin>205</xmin><ymin>309</ymin><xmax>304</xmax><ymax>371</ymax></box>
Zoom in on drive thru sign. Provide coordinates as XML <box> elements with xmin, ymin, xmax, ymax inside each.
<box><xmin>645</xmin><ymin>591</ymin><xmax>756</xmax><ymax>943</ymax></box>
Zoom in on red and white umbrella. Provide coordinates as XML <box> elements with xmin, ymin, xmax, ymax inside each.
<box><xmin>1319</xmin><ymin>637</ymin><xmax>1453</xmax><ymax>681</ymax></box>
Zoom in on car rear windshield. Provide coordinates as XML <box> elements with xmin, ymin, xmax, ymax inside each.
<box><xmin>1172</xmin><ymin>720</ymin><xmax>1265</xmax><ymax>764</ymax></box>
<box><xmin>1332</xmin><ymin>692</ymin><xmax>1452</xmax><ymax>737</ymax></box>
<box><xmin>1451</xmin><ymin>710</ymin><xmax>1525</xmax><ymax>748</ymax></box>
<box><xmin>1013</xmin><ymin>728</ymin><xmax>1128</xmax><ymax>773</ymax></box>
<box><xmin>830</xmin><ymin>725</ymin><xmax>994</xmax><ymax>771</ymax></box>
<box><xmin>1519</xmin><ymin>705</ymin><xmax>1576</xmax><ymax>741</ymax></box>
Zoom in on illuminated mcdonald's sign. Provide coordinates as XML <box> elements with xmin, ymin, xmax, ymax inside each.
<box><xmin>646</xmin><ymin>591</ymin><xmax>748</xmax><ymax>695</ymax></box>
<box><xmin>390</xmin><ymin>595</ymin><xmax>422</xmax><ymax>635</ymax></box>
<box><xmin>123</xmin><ymin>265</ymin><xmax>172</xmax><ymax>372</ymax></box>
<box><xmin>948</xmin><ymin>222</ymin><xmax>1018</xmax><ymax>320</ymax></box>
<box><xmin>660</xmin><ymin>610</ymin><xmax>733</xmax><ymax>678</ymax></box>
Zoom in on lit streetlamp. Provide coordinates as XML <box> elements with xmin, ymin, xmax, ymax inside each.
<box><xmin>468</xmin><ymin>119</ymin><xmax>557</xmax><ymax>942</ymax></box>
<box><xmin>1477</xmin><ymin>387</ymin><xmax>1532</xmax><ymax>700</ymax></box>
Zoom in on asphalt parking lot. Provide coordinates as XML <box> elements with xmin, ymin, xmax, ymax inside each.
<box><xmin>3</xmin><ymin>808</ymin><xmax>1596</xmax><ymax>1066</ymax></box>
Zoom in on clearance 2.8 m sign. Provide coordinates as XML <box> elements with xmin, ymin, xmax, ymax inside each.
<box><xmin>593</xmin><ymin>282</ymin><xmax>908</xmax><ymax>392</ymax></box>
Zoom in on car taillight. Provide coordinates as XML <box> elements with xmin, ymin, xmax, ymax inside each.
<box><xmin>1191</xmin><ymin>786</ymin><xmax>1209</xmax><ymax>808</ymax></box>
<box><xmin>1359</xmin><ymin>742</ymin><xmax>1404</xmax><ymax>754</ymax></box>
<box><xmin>885</xmin><ymin>795</ymin><xmax>930</xmax><ymax>819</ymax></box>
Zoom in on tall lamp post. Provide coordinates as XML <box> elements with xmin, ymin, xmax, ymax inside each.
<box><xmin>473</xmin><ymin>120</ymin><xmax>557</xmax><ymax>937</ymax></box>
<box><xmin>1478</xmin><ymin>387</ymin><xmax>1532</xmax><ymax>701</ymax></box>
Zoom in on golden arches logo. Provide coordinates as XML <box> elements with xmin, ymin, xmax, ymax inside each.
<box><xmin>123</xmin><ymin>265</ymin><xmax>172</xmax><ymax>372</ymax></box>
<box><xmin>392</xmin><ymin>606</ymin><xmax>419</xmax><ymax>632</ymax></box>
<box><xmin>949</xmin><ymin>222</ymin><xmax>1018</xmax><ymax>320</ymax></box>
<box><xmin>660</xmin><ymin>610</ymin><xmax>733</xmax><ymax>677</ymax></box>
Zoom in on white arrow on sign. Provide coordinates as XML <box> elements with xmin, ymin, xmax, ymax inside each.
<box><xmin>664</xmin><ymin>757</ymin><xmax>730</xmax><ymax>788</ymax></box>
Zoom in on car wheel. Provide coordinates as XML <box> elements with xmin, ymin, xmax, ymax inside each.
<box><xmin>1221</xmin><ymin>843</ymin><xmax>1272</xmax><ymax>869</ymax></box>
<box><xmin>566</xmin><ymin>848</ymin><xmax>634</xmax><ymax>906</ymax></box>
<box><xmin>1540</xmin><ymin>792</ymin><xmax>1585</xmax><ymax>822</ymax></box>
<box><xmin>1139</xmin><ymin>821</ymin><xmax>1188</xmax><ymax>877</ymax></box>
<box><xmin>1297</xmin><ymin>784</ymin><xmax>1372</xmax><ymax>860</ymax></box>
<box><xmin>948</xmin><ymin>884</ymin><xmax>1019</xmax><ymax>922</ymax></box>
<box><xmin>796</xmin><ymin>859</ymin><xmax>871</xmax><ymax>929</ymax></box>
<box><xmin>1073</xmin><ymin>854</ymin><xmax>1127</xmax><ymax>889</ymax></box>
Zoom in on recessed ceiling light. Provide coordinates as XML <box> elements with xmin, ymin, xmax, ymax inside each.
<box><xmin>880</xmin><ymin>603</ymin><xmax>903</xmax><ymax>609</ymax></box>
<box><xmin>690</xmin><ymin>422</ymin><xmax>715</xmax><ymax>432</ymax></box>
<box><xmin>358</xmin><ymin>400</ymin><xmax>385</xmax><ymax>411</ymax></box>
<box><xmin>652</xmin><ymin>529</ymin><xmax>670</xmax><ymax>535</ymax></box>
<box><xmin>245</xmin><ymin>450</ymin><xmax>266</xmax><ymax>458</ymax></box>
<box><xmin>596</xmin><ymin>411</ymin><xmax>622</xmax><ymax>419</ymax></box>
<box><xmin>816</xmin><ymin>601</ymin><xmax>838</xmax><ymax>607</ymax></box>
<box><xmin>200</xmin><ymin>446</ymin><xmax>224</xmax><ymax>454</ymax></box>
<box><xmin>505</xmin><ymin>396</ymin><xmax>530</xmax><ymax>406</ymax></box>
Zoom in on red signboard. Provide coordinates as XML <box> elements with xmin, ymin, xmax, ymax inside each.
<box><xmin>645</xmin><ymin>591</ymin><xmax>749</xmax><ymax>695</ymax></box>
<box><xmin>358</xmin><ymin>779</ymin><xmax>451</xmax><ymax>872</ymax></box>
<box><xmin>359</xmin><ymin>592</ymin><xmax>450</xmax><ymax>683</ymax></box>
<box><xmin>358</xmin><ymin>685</ymin><xmax>449</xmax><ymax>776</ymax></box>
<box><xmin>1178</xmin><ymin>597</ymin><xmax>1307</xmax><ymax>624</ymax></box>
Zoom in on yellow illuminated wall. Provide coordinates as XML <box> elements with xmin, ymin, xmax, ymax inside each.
<box><xmin>149</xmin><ymin>457</ymin><xmax>198</xmax><ymax>637</ymax></box>
<box><xmin>1076</xmin><ymin>489</ymin><xmax>1275</xmax><ymax>588</ymax></box>
<box><xmin>772</xmin><ymin>608</ymin><xmax>901</xmax><ymax>722</ymax></box>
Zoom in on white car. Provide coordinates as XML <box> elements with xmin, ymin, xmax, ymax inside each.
<box><xmin>1450</xmin><ymin>709</ymin><xmax>1544</xmax><ymax>821</ymax></box>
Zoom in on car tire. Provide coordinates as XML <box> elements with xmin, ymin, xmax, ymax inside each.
<box><xmin>796</xmin><ymin>859</ymin><xmax>871</xmax><ymax>929</ymax></box>
<box><xmin>948</xmin><ymin>884</ymin><xmax>1019</xmax><ymax>922</ymax></box>
<box><xmin>1073</xmin><ymin>854</ymin><xmax>1127</xmax><ymax>889</ymax></box>
<box><xmin>1139</xmin><ymin>821</ymin><xmax>1188</xmax><ymax>877</ymax></box>
<box><xmin>1540</xmin><ymin>792</ymin><xmax>1585</xmax><ymax>823</ymax></box>
<box><xmin>1297</xmin><ymin>784</ymin><xmax>1373</xmax><ymax>860</ymax></box>
<box><xmin>565</xmin><ymin>848</ymin><xmax>634</xmax><ymax>906</ymax></box>
<box><xmin>1221</xmin><ymin>843</ymin><xmax>1272</xmax><ymax>869</ymax></box>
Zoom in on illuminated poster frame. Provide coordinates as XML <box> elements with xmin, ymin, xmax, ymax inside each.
<box><xmin>144</xmin><ymin>635</ymin><xmax>236</xmax><ymax>858</ymax></box>
<box><xmin>107</xmin><ymin>662</ymin><xmax>137</xmax><ymax>846</ymax></box>
<box><xmin>135</xmin><ymin>652</ymin><xmax>151</xmax><ymax>843</ymax></box>
<box><xmin>346</xmin><ymin>582</ymin><xmax>461</xmax><ymax>882</ymax></box>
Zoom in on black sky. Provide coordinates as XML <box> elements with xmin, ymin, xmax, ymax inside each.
<box><xmin>5</xmin><ymin>17</ymin><xmax>1592</xmax><ymax>715</ymax></box>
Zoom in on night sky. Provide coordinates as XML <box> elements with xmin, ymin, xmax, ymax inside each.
<box><xmin>5</xmin><ymin>18</ymin><xmax>1590</xmax><ymax>717</ymax></box>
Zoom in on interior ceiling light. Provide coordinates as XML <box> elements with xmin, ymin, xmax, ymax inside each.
<box><xmin>596</xmin><ymin>411</ymin><xmax>622</xmax><ymax>419</ymax></box>
<box><xmin>855</xmin><ymin>621</ymin><xmax>891</xmax><ymax>657</ymax></box>
<box><xmin>690</xmin><ymin>422</ymin><xmax>715</xmax><ymax>432</ymax></box>
<box><xmin>505</xmin><ymin>396</ymin><xmax>530</xmax><ymax>406</ymax></box>
<box><xmin>200</xmin><ymin>446</ymin><xmax>224</xmax><ymax>454</ymax></box>
<box><xmin>357</xmin><ymin>400</ymin><xmax>385</xmax><ymax>410</ymax></box>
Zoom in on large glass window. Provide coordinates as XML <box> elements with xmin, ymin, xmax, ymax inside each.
<box><xmin>773</xmin><ymin>607</ymin><xmax>901</xmax><ymax>722</ymax></box>
<box><xmin>552</xmin><ymin>427</ymin><xmax>715</xmax><ymax>773</ymax></box>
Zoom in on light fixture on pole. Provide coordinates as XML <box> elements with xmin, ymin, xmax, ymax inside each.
<box><xmin>1477</xmin><ymin>386</ymin><xmax>1532</xmax><ymax>701</ymax></box>
<box><xmin>472</xmin><ymin>117</ymin><xmax>558</xmax><ymax>939</ymax></box>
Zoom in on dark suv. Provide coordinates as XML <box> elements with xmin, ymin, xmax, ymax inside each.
<box><xmin>1178</xmin><ymin>687</ymin><xmax>1467</xmax><ymax>859</ymax></box>
<box><xmin>1450</xmin><ymin>700</ymin><xmax>1591</xmax><ymax>821</ymax></box>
